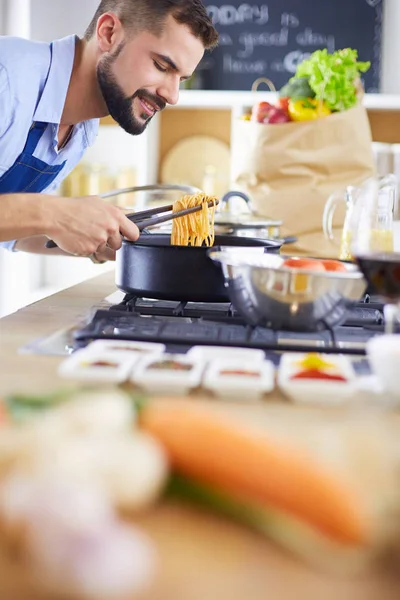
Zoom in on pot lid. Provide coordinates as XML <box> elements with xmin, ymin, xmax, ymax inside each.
<box><xmin>214</xmin><ymin>213</ymin><xmax>282</xmax><ymax>229</ymax></box>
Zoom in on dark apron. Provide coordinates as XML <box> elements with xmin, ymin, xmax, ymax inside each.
<box><xmin>0</xmin><ymin>44</ymin><xmax>66</xmax><ymax>194</ymax></box>
<box><xmin>0</xmin><ymin>122</ymin><xmax>66</xmax><ymax>193</ymax></box>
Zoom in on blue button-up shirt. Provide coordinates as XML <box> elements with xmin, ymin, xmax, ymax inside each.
<box><xmin>0</xmin><ymin>34</ymin><xmax>99</xmax><ymax>250</ymax></box>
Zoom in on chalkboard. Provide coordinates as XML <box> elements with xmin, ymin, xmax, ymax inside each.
<box><xmin>198</xmin><ymin>0</ymin><xmax>383</xmax><ymax>92</ymax></box>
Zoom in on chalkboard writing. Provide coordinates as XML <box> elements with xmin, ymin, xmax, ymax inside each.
<box><xmin>199</xmin><ymin>0</ymin><xmax>383</xmax><ymax>92</ymax></box>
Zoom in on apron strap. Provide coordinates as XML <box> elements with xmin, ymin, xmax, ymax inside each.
<box><xmin>23</xmin><ymin>42</ymin><xmax>55</xmax><ymax>155</ymax></box>
<box><xmin>23</xmin><ymin>122</ymin><xmax>48</xmax><ymax>154</ymax></box>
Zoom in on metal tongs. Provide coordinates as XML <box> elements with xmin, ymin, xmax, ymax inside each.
<box><xmin>45</xmin><ymin>184</ymin><xmax>217</xmax><ymax>249</ymax></box>
<box><xmin>126</xmin><ymin>198</ymin><xmax>218</xmax><ymax>230</ymax></box>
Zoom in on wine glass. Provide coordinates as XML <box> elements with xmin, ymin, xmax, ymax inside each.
<box><xmin>351</xmin><ymin>176</ymin><xmax>400</xmax><ymax>334</ymax></box>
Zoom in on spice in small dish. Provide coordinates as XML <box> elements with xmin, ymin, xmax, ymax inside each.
<box><xmin>278</xmin><ymin>352</ymin><xmax>356</xmax><ymax>405</ymax></box>
<box><xmin>131</xmin><ymin>353</ymin><xmax>204</xmax><ymax>395</ymax></box>
<box><xmin>219</xmin><ymin>369</ymin><xmax>261</xmax><ymax>378</ymax></box>
<box><xmin>203</xmin><ymin>358</ymin><xmax>274</xmax><ymax>400</ymax></box>
<box><xmin>289</xmin><ymin>353</ymin><xmax>349</xmax><ymax>382</ymax></box>
<box><xmin>80</xmin><ymin>360</ymin><xmax>120</xmax><ymax>369</ymax></box>
<box><xmin>294</xmin><ymin>353</ymin><xmax>336</xmax><ymax>371</ymax></box>
<box><xmin>58</xmin><ymin>350</ymin><xmax>139</xmax><ymax>383</ymax></box>
<box><xmin>147</xmin><ymin>360</ymin><xmax>193</xmax><ymax>372</ymax></box>
<box><xmin>290</xmin><ymin>369</ymin><xmax>348</xmax><ymax>382</ymax></box>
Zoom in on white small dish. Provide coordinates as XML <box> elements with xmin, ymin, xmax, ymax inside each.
<box><xmin>187</xmin><ymin>345</ymin><xmax>266</xmax><ymax>363</ymax></box>
<box><xmin>58</xmin><ymin>349</ymin><xmax>139</xmax><ymax>383</ymax></box>
<box><xmin>85</xmin><ymin>339</ymin><xmax>166</xmax><ymax>356</ymax></box>
<box><xmin>278</xmin><ymin>352</ymin><xmax>356</xmax><ymax>405</ymax></box>
<box><xmin>131</xmin><ymin>353</ymin><xmax>204</xmax><ymax>395</ymax></box>
<box><xmin>366</xmin><ymin>334</ymin><xmax>400</xmax><ymax>398</ymax></box>
<box><xmin>203</xmin><ymin>358</ymin><xmax>275</xmax><ymax>400</ymax></box>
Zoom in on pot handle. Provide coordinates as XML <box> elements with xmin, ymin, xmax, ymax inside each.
<box><xmin>220</xmin><ymin>190</ymin><xmax>254</xmax><ymax>213</ymax></box>
<box><xmin>322</xmin><ymin>189</ymin><xmax>348</xmax><ymax>245</ymax></box>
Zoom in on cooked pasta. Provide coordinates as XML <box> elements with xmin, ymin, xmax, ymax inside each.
<box><xmin>171</xmin><ymin>193</ymin><xmax>217</xmax><ymax>247</ymax></box>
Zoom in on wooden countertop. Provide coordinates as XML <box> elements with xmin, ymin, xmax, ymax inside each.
<box><xmin>0</xmin><ymin>271</ymin><xmax>399</xmax><ymax>600</ymax></box>
<box><xmin>0</xmin><ymin>270</ymin><xmax>118</xmax><ymax>397</ymax></box>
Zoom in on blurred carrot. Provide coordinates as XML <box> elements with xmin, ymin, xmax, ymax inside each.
<box><xmin>140</xmin><ymin>400</ymin><xmax>369</xmax><ymax>546</ymax></box>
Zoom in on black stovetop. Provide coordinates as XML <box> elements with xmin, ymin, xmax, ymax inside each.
<box><xmin>73</xmin><ymin>293</ymin><xmax>387</xmax><ymax>357</ymax></box>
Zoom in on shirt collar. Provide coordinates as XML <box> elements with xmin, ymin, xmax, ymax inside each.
<box><xmin>33</xmin><ymin>35</ymin><xmax>76</xmax><ymax>124</ymax></box>
<box><xmin>84</xmin><ymin>119</ymin><xmax>100</xmax><ymax>148</ymax></box>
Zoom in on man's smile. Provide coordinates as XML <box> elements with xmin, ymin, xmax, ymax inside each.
<box><xmin>138</xmin><ymin>95</ymin><xmax>160</xmax><ymax>116</ymax></box>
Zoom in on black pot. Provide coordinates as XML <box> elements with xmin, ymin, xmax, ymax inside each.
<box><xmin>115</xmin><ymin>234</ymin><xmax>282</xmax><ymax>302</ymax></box>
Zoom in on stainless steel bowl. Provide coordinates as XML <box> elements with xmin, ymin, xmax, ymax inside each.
<box><xmin>208</xmin><ymin>249</ymin><xmax>367</xmax><ymax>332</ymax></box>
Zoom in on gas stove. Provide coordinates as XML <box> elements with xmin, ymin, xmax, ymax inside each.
<box><xmin>71</xmin><ymin>293</ymin><xmax>386</xmax><ymax>358</ymax></box>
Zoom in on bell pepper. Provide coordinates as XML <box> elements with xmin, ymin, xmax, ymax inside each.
<box><xmin>288</xmin><ymin>98</ymin><xmax>331</xmax><ymax>121</ymax></box>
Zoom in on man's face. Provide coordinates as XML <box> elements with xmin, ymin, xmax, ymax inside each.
<box><xmin>97</xmin><ymin>15</ymin><xmax>204</xmax><ymax>135</ymax></box>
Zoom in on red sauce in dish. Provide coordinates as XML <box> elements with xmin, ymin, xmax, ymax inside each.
<box><xmin>81</xmin><ymin>361</ymin><xmax>119</xmax><ymax>368</ymax></box>
<box><xmin>219</xmin><ymin>370</ymin><xmax>260</xmax><ymax>378</ymax></box>
<box><xmin>290</xmin><ymin>369</ymin><xmax>347</xmax><ymax>382</ymax></box>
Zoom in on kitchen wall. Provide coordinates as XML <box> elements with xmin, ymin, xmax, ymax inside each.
<box><xmin>381</xmin><ymin>0</ymin><xmax>400</xmax><ymax>93</ymax></box>
<box><xmin>0</xmin><ymin>0</ymin><xmax>399</xmax><ymax>91</ymax></box>
<box><xmin>22</xmin><ymin>0</ymin><xmax>400</xmax><ymax>94</ymax></box>
<box><xmin>0</xmin><ymin>0</ymin><xmax>5</xmax><ymax>34</ymax></box>
<box><xmin>1</xmin><ymin>0</ymin><xmax>30</xmax><ymax>36</ymax></box>
<box><xmin>30</xmin><ymin>0</ymin><xmax>98</xmax><ymax>39</ymax></box>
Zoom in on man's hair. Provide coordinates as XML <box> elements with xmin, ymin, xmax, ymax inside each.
<box><xmin>84</xmin><ymin>0</ymin><xmax>218</xmax><ymax>49</ymax></box>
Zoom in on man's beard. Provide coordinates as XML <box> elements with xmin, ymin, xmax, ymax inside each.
<box><xmin>97</xmin><ymin>57</ymin><xmax>165</xmax><ymax>135</ymax></box>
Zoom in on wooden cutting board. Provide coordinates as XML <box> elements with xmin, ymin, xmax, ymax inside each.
<box><xmin>1</xmin><ymin>499</ymin><xmax>399</xmax><ymax>600</ymax></box>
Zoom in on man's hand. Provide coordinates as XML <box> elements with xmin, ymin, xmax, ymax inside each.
<box><xmin>91</xmin><ymin>245</ymin><xmax>116</xmax><ymax>263</ymax></box>
<box><xmin>44</xmin><ymin>195</ymin><xmax>139</xmax><ymax>256</ymax></box>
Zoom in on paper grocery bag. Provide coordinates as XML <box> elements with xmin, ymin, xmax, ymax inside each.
<box><xmin>230</xmin><ymin>104</ymin><xmax>376</xmax><ymax>257</ymax></box>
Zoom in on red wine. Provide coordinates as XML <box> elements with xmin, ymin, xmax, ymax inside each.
<box><xmin>355</xmin><ymin>253</ymin><xmax>400</xmax><ymax>299</ymax></box>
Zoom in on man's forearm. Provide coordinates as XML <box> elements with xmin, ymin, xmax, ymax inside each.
<box><xmin>0</xmin><ymin>194</ymin><xmax>69</xmax><ymax>254</ymax></box>
<box><xmin>0</xmin><ymin>191</ymin><xmax>135</xmax><ymax>259</ymax></box>
<box><xmin>14</xmin><ymin>235</ymin><xmax>68</xmax><ymax>255</ymax></box>
<box><xmin>0</xmin><ymin>193</ymin><xmax>53</xmax><ymax>241</ymax></box>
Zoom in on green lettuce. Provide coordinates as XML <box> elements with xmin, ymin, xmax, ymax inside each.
<box><xmin>292</xmin><ymin>48</ymin><xmax>370</xmax><ymax>112</ymax></box>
